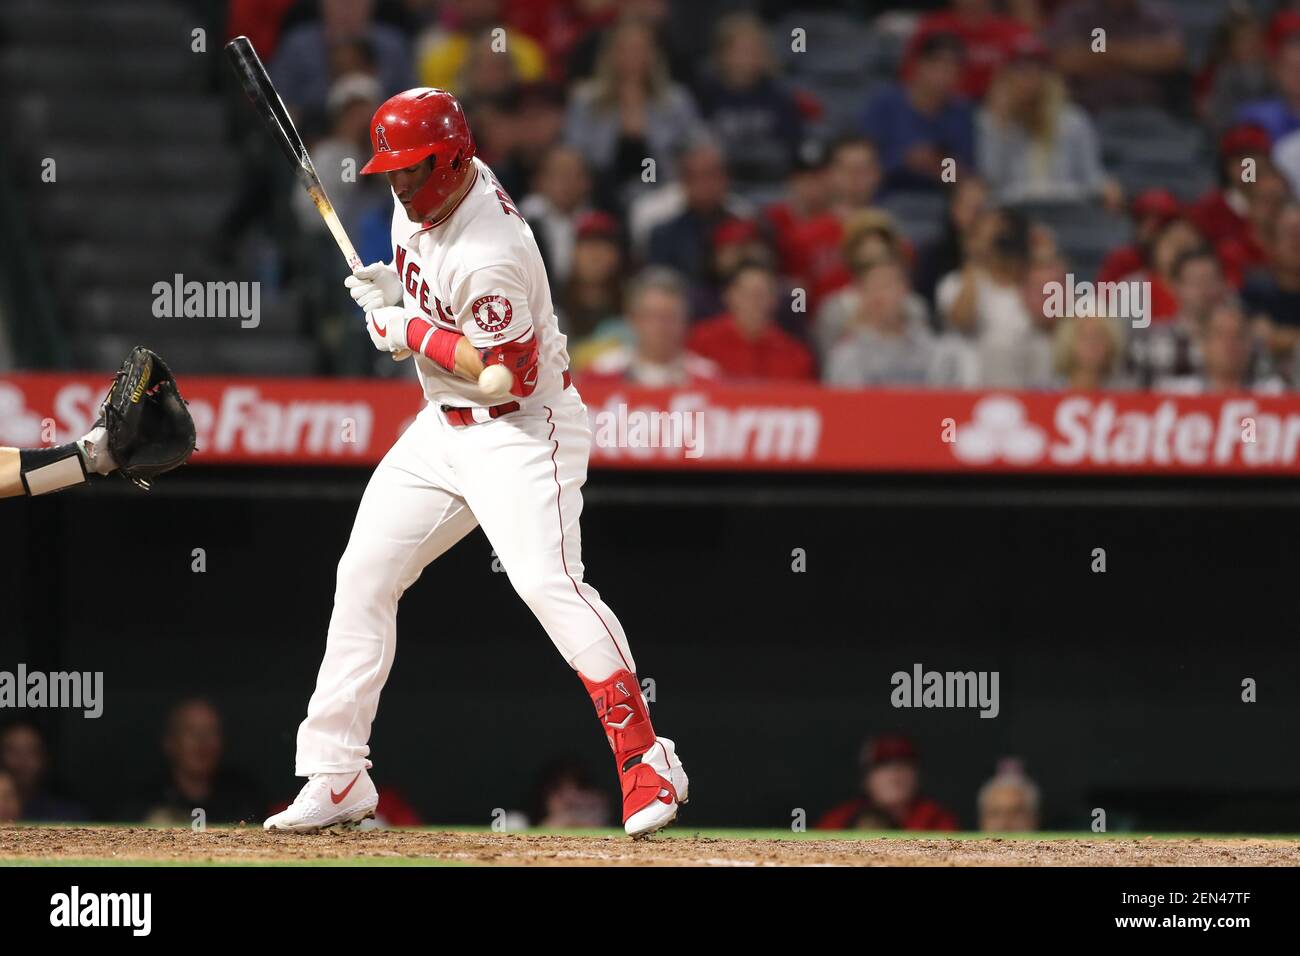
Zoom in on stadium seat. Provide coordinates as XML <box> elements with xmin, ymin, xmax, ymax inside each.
<box><xmin>772</xmin><ymin>11</ymin><xmax>879</xmax><ymax>83</ymax></box>
<box><xmin>0</xmin><ymin>0</ymin><xmax>276</xmax><ymax>374</ymax></box>
<box><xmin>82</xmin><ymin>331</ymin><xmax>319</xmax><ymax>377</ymax></box>
<box><xmin>1013</xmin><ymin>201</ymin><xmax>1134</xmax><ymax>282</ymax></box>
<box><xmin>879</xmin><ymin>191</ymin><xmax>948</xmax><ymax>248</ymax></box>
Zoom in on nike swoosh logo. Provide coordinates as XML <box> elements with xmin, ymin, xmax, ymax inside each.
<box><xmin>371</xmin><ymin>316</ymin><xmax>388</xmax><ymax>337</ymax></box>
<box><xmin>330</xmin><ymin>771</ymin><xmax>363</xmax><ymax>804</ymax></box>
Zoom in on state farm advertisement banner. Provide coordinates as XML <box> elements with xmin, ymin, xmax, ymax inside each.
<box><xmin>2</xmin><ymin>371</ymin><xmax>1299</xmax><ymax>474</ymax></box>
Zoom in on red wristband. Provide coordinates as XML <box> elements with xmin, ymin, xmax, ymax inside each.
<box><xmin>406</xmin><ymin>318</ymin><xmax>461</xmax><ymax>372</ymax></box>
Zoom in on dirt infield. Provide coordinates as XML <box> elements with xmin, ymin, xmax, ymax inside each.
<box><xmin>1</xmin><ymin>826</ymin><xmax>1297</xmax><ymax>866</ymax></box>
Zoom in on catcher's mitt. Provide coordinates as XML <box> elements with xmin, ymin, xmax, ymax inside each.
<box><xmin>98</xmin><ymin>346</ymin><xmax>196</xmax><ymax>489</ymax></box>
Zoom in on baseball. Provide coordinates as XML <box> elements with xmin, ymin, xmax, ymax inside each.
<box><xmin>478</xmin><ymin>363</ymin><xmax>513</xmax><ymax>400</ymax></box>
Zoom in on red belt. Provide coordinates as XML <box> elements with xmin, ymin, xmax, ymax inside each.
<box><xmin>441</xmin><ymin>369</ymin><xmax>571</xmax><ymax>427</ymax></box>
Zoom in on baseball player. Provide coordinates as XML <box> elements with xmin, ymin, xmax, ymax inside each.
<box><xmin>0</xmin><ymin>347</ymin><xmax>195</xmax><ymax>498</ymax></box>
<box><xmin>264</xmin><ymin>89</ymin><xmax>688</xmax><ymax>838</ymax></box>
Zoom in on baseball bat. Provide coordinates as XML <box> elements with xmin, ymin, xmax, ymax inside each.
<box><xmin>223</xmin><ymin>36</ymin><xmax>501</xmax><ymax>391</ymax></box>
<box><xmin>224</xmin><ymin>35</ymin><xmax>362</xmax><ymax>273</ymax></box>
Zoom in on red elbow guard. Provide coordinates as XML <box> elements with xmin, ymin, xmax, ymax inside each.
<box><xmin>406</xmin><ymin>318</ymin><xmax>462</xmax><ymax>372</ymax></box>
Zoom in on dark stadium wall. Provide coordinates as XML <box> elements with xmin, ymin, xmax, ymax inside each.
<box><xmin>2</xmin><ymin>471</ymin><xmax>1298</xmax><ymax>831</ymax></box>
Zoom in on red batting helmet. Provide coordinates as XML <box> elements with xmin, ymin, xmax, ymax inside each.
<box><xmin>361</xmin><ymin>88</ymin><xmax>476</xmax><ymax>221</ymax></box>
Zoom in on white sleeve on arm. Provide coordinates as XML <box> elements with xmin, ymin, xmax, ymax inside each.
<box><xmin>936</xmin><ymin>271</ymin><xmax>961</xmax><ymax>322</ymax></box>
<box><xmin>450</xmin><ymin>263</ymin><xmax>535</xmax><ymax>349</ymax></box>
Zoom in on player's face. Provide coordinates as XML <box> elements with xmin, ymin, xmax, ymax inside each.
<box><xmin>387</xmin><ymin>158</ymin><xmax>435</xmax><ymax>221</ymax></box>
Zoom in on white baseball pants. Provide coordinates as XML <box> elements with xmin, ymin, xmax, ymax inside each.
<box><xmin>295</xmin><ymin>386</ymin><xmax>636</xmax><ymax>774</ymax></box>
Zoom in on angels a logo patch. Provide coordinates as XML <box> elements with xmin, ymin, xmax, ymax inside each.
<box><xmin>375</xmin><ymin>124</ymin><xmax>390</xmax><ymax>151</ymax></box>
<box><xmin>471</xmin><ymin>294</ymin><xmax>512</xmax><ymax>332</ymax></box>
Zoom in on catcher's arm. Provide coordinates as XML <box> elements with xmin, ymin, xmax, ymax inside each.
<box><xmin>0</xmin><ymin>432</ymin><xmax>114</xmax><ymax>499</ymax></box>
<box><xmin>2</xmin><ymin>347</ymin><xmax>196</xmax><ymax>498</ymax></box>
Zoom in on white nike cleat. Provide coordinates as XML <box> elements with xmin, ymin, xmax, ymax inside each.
<box><xmin>624</xmin><ymin>737</ymin><xmax>690</xmax><ymax>839</ymax></box>
<box><xmin>263</xmin><ymin>769</ymin><xmax>378</xmax><ymax>833</ymax></box>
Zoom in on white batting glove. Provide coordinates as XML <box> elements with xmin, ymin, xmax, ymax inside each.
<box><xmin>365</xmin><ymin>305</ymin><xmax>415</xmax><ymax>360</ymax></box>
<box><xmin>345</xmin><ymin>262</ymin><xmax>404</xmax><ymax>313</ymax></box>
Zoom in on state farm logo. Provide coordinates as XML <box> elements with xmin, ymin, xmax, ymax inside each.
<box><xmin>471</xmin><ymin>294</ymin><xmax>512</xmax><ymax>332</ymax></box>
<box><xmin>951</xmin><ymin>394</ymin><xmax>1300</xmax><ymax>469</ymax></box>
<box><xmin>0</xmin><ymin>383</ymin><xmax>45</xmax><ymax>446</ymax></box>
<box><xmin>953</xmin><ymin>396</ymin><xmax>1047</xmax><ymax>465</ymax></box>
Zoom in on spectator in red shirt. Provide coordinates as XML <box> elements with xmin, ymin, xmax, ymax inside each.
<box><xmin>1189</xmin><ymin>125</ymin><xmax>1274</xmax><ymax>257</ymax></box>
<box><xmin>226</xmin><ymin>0</ymin><xmax>298</xmax><ymax>62</ymax></box>
<box><xmin>816</xmin><ymin>734</ymin><xmax>959</xmax><ymax>832</ymax></box>
<box><xmin>697</xmin><ymin>217</ymin><xmax>779</xmax><ymax>320</ymax></box>
<box><xmin>1268</xmin><ymin>10</ymin><xmax>1300</xmax><ymax>59</ymax></box>
<box><xmin>1098</xmin><ymin>188</ymin><xmax>1182</xmax><ymax>285</ymax></box>
<box><xmin>765</xmin><ymin>138</ymin><xmax>834</xmax><ymax>279</ymax></box>
<box><xmin>784</xmin><ymin>135</ymin><xmax>887</xmax><ymax>307</ymax></box>
<box><xmin>1131</xmin><ymin>217</ymin><xmax>1204</xmax><ymax>324</ymax></box>
<box><xmin>904</xmin><ymin>0</ymin><xmax>1035</xmax><ymax>100</ymax></box>
<box><xmin>1215</xmin><ymin>163</ymin><xmax>1291</xmax><ymax>287</ymax></box>
<box><xmin>688</xmin><ymin>261</ymin><xmax>815</xmax><ymax>382</ymax></box>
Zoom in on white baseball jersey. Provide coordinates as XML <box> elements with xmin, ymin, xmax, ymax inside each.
<box><xmin>292</xmin><ymin>156</ymin><xmax>642</xmax><ymax>777</ymax></box>
<box><xmin>388</xmin><ymin>157</ymin><xmax>570</xmax><ymax>407</ymax></box>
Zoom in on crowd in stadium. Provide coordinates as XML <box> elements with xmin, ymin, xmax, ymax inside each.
<box><xmin>0</xmin><ymin>712</ymin><xmax>1041</xmax><ymax>831</ymax></box>
<box><xmin>215</xmin><ymin>0</ymin><xmax>1300</xmax><ymax>394</ymax></box>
